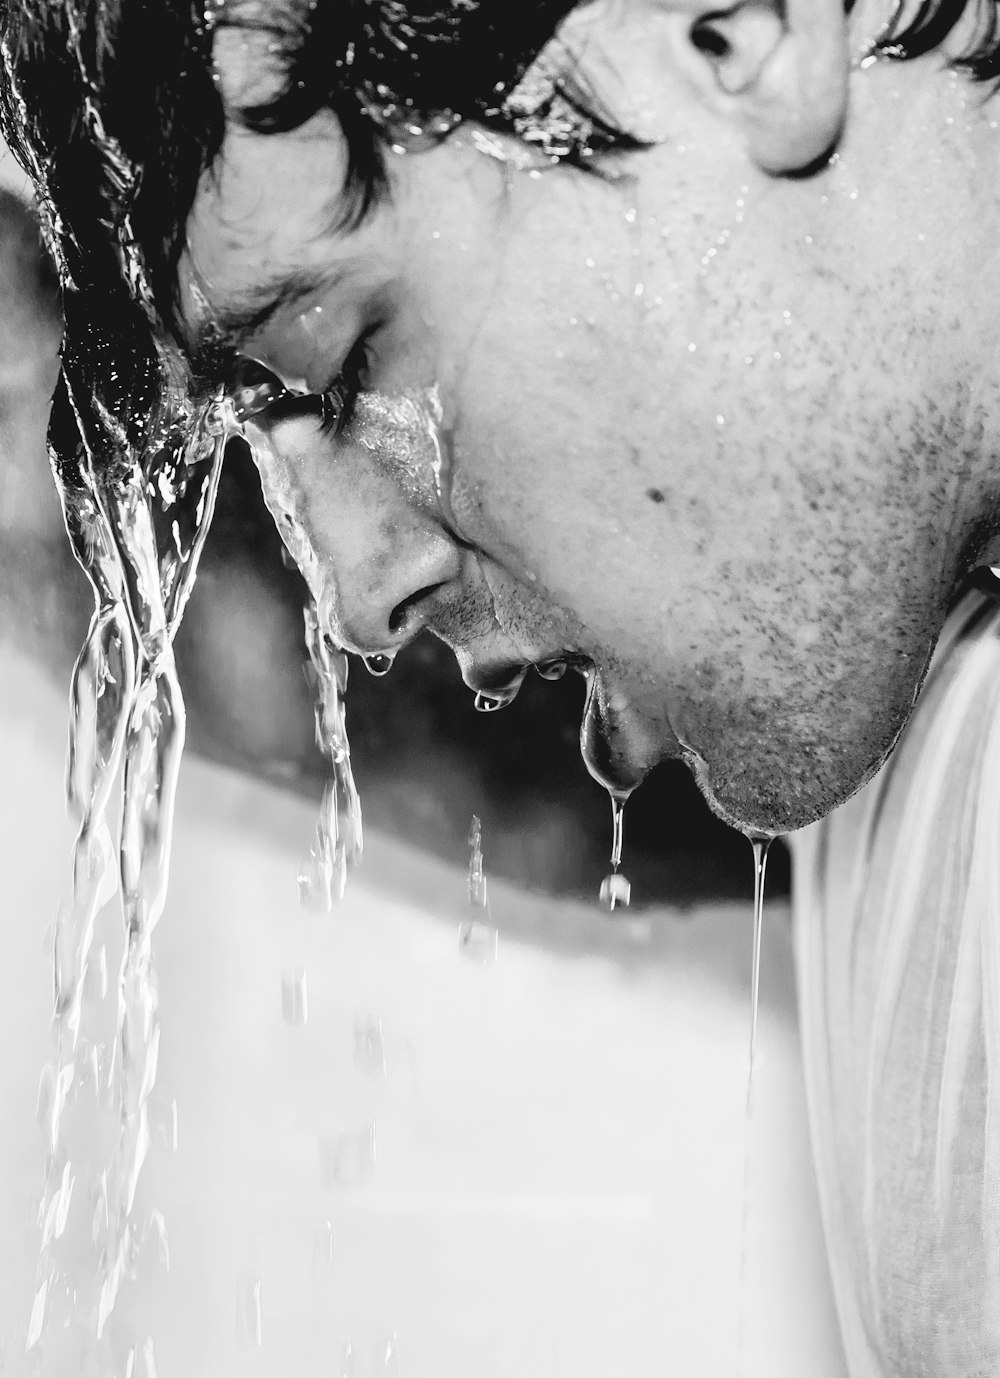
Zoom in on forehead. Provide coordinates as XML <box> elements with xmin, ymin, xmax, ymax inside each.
<box><xmin>178</xmin><ymin>109</ymin><xmax>358</xmax><ymax>369</ymax></box>
<box><xmin>186</xmin><ymin>114</ymin><xmax>350</xmax><ymax>283</ymax></box>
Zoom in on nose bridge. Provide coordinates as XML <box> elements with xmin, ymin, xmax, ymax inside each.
<box><xmin>292</xmin><ymin>429</ymin><xmax>463</xmax><ymax>654</ymax></box>
<box><xmin>248</xmin><ymin>410</ymin><xmax>465</xmax><ymax>653</ymax></box>
<box><xmin>323</xmin><ymin>497</ymin><xmax>463</xmax><ymax>653</ymax></box>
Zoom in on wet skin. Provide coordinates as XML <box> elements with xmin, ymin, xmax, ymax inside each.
<box><xmin>180</xmin><ymin>0</ymin><xmax>1000</xmax><ymax>834</ymax></box>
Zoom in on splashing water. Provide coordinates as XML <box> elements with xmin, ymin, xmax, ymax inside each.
<box><xmin>35</xmin><ymin>358</ymin><xmax>366</xmax><ymax>1364</ymax></box>
<box><xmin>30</xmin><ymin>379</ymin><xmax>232</xmax><ymax>1369</ymax></box>
<box><xmin>737</xmin><ymin>831</ymin><xmax>774</xmax><ymax>1376</ymax></box>
<box><xmin>297</xmin><ymin>606</ymin><xmax>363</xmax><ymax>911</ymax></box>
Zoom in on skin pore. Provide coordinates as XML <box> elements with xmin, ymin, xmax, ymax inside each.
<box><xmin>180</xmin><ymin>0</ymin><xmax>1000</xmax><ymax>835</ymax></box>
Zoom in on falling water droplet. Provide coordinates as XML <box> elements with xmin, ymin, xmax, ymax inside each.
<box><xmin>460</xmin><ymin>815</ymin><xmax>498</xmax><ymax>961</ymax></box>
<box><xmin>599</xmin><ymin>793</ymin><xmax>632</xmax><ymax>911</ymax></box>
<box><xmin>458</xmin><ymin>921</ymin><xmax>499</xmax><ymax>964</ymax></box>
<box><xmin>467</xmin><ymin>815</ymin><xmax>487</xmax><ymax>909</ymax></box>
<box><xmin>363</xmin><ymin>652</ymin><xmax>394</xmax><ymax>677</ymax></box>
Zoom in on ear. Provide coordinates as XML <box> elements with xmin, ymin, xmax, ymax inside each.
<box><xmin>686</xmin><ymin>0</ymin><xmax>850</xmax><ymax>174</ymax></box>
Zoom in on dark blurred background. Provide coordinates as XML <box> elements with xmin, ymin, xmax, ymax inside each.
<box><xmin>0</xmin><ymin>182</ymin><xmax>789</xmax><ymax>906</ymax></box>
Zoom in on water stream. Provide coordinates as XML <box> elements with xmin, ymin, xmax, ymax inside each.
<box><xmin>737</xmin><ymin>831</ymin><xmax>774</xmax><ymax>1376</ymax></box>
<box><xmin>29</xmin><ymin>379</ymin><xmax>233</xmax><ymax>1371</ymax></box>
<box><xmin>599</xmin><ymin>793</ymin><xmax>631</xmax><ymax>911</ymax></box>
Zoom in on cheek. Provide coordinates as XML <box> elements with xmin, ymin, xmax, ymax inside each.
<box><xmin>444</xmin><ymin>283</ymin><xmax>746</xmax><ymax>674</ymax></box>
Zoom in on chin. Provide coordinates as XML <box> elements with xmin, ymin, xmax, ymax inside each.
<box><xmin>683</xmin><ymin>718</ymin><xmax>908</xmax><ymax>838</ymax></box>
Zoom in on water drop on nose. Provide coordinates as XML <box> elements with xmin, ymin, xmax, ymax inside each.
<box><xmin>535</xmin><ymin>659</ymin><xmax>567</xmax><ymax>681</ymax></box>
<box><xmin>474</xmin><ymin>692</ymin><xmax>503</xmax><ymax>712</ymax></box>
<box><xmin>363</xmin><ymin>653</ymin><xmax>394</xmax><ymax>678</ymax></box>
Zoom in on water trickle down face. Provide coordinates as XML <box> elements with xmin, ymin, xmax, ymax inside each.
<box><xmin>11</xmin><ymin>3</ymin><xmax>237</xmax><ymax>1346</ymax></box>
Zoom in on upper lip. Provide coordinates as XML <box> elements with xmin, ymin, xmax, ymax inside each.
<box><xmin>458</xmin><ymin>650</ymin><xmax>592</xmax><ymax>697</ymax></box>
<box><xmin>457</xmin><ymin>649</ymin><xmax>672</xmax><ymax>796</ymax></box>
<box><xmin>459</xmin><ymin>658</ymin><xmax>533</xmax><ymax>696</ymax></box>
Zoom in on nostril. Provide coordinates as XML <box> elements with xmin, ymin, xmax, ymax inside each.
<box><xmin>690</xmin><ymin>18</ymin><xmax>730</xmax><ymax>58</ymax></box>
<box><xmin>387</xmin><ymin>582</ymin><xmax>446</xmax><ymax>638</ymax></box>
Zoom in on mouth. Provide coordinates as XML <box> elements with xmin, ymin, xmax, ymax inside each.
<box><xmin>457</xmin><ymin>648</ymin><xmax>671</xmax><ymax>794</ymax></box>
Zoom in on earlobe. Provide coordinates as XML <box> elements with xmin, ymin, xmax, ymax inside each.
<box><xmin>691</xmin><ymin>0</ymin><xmax>850</xmax><ymax>174</ymax></box>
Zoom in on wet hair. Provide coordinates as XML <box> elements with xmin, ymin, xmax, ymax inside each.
<box><xmin>0</xmin><ymin>0</ymin><xmax>646</xmax><ymax>472</ymax></box>
<box><xmin>0</xmin><ymin>0</ymin><xmax>999</xmax><ymax>478</ymax></box>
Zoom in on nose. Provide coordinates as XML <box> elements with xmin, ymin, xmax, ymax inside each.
<box><xmin>248</xmin><ymin>413</ymin><xmax>466</xmax><ymax>655</ymax></box>
<box><xmin>324</xmin><ymin>515</ymin><xmax>464</xmax><ymax>654</ymax></box>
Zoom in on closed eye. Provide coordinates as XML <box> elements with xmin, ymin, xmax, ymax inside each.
<box><xmin>316</xmin><ymin>337</ymin><xmax>371</xmax><ymax>438</ymax></box>
<box><xmin>225</xmin><ymin>337</ymin><xmax>371</xmax><ymax>436</ymax></box>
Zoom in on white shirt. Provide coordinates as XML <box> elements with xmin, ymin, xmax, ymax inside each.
<box><xmin>793</xmin><ymin>586</ymin><xmax>1000</xmax><ymax>1376</ymax></box>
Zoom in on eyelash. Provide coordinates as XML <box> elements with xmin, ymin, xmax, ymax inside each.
<box><xmin>494</xmin><ymin>46</ymin><xmax>649</xmax><ymax>173</ymax></box>
<box><xmin>250</xmin><ymin>335</ymin><xmax>370</xmax><ymax>438</ymax></box>
<box><xmin>317</xmin><ymin>337</ymin><xmax>370</xmax><ymax>438</ymax></box>
<box><xmin>508</xmin><ymin>85</ymin><xmax>639</xmax><ymax>170</ymax></box>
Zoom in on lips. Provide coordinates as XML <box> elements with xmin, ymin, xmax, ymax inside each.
<box><xmin>459</xmin><ymin>658</ymin><xmax>531</xmax><ymax>698</ymax></box>
<box><xmin>457</xmin><ymin>646</ymin><xmax>666</xmax><ymax>796</ymax></box>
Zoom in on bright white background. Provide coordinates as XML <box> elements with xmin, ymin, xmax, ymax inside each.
<box><xmin>0</xmin><ymin>642</ymin><xmax>847</xmax><ymax>1377</ymax></box>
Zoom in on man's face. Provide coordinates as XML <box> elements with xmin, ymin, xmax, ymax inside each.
<box><xmin>181</xmin><ymin>2</ymin><xmax>997</xmax><ymax>833</ymax></box>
